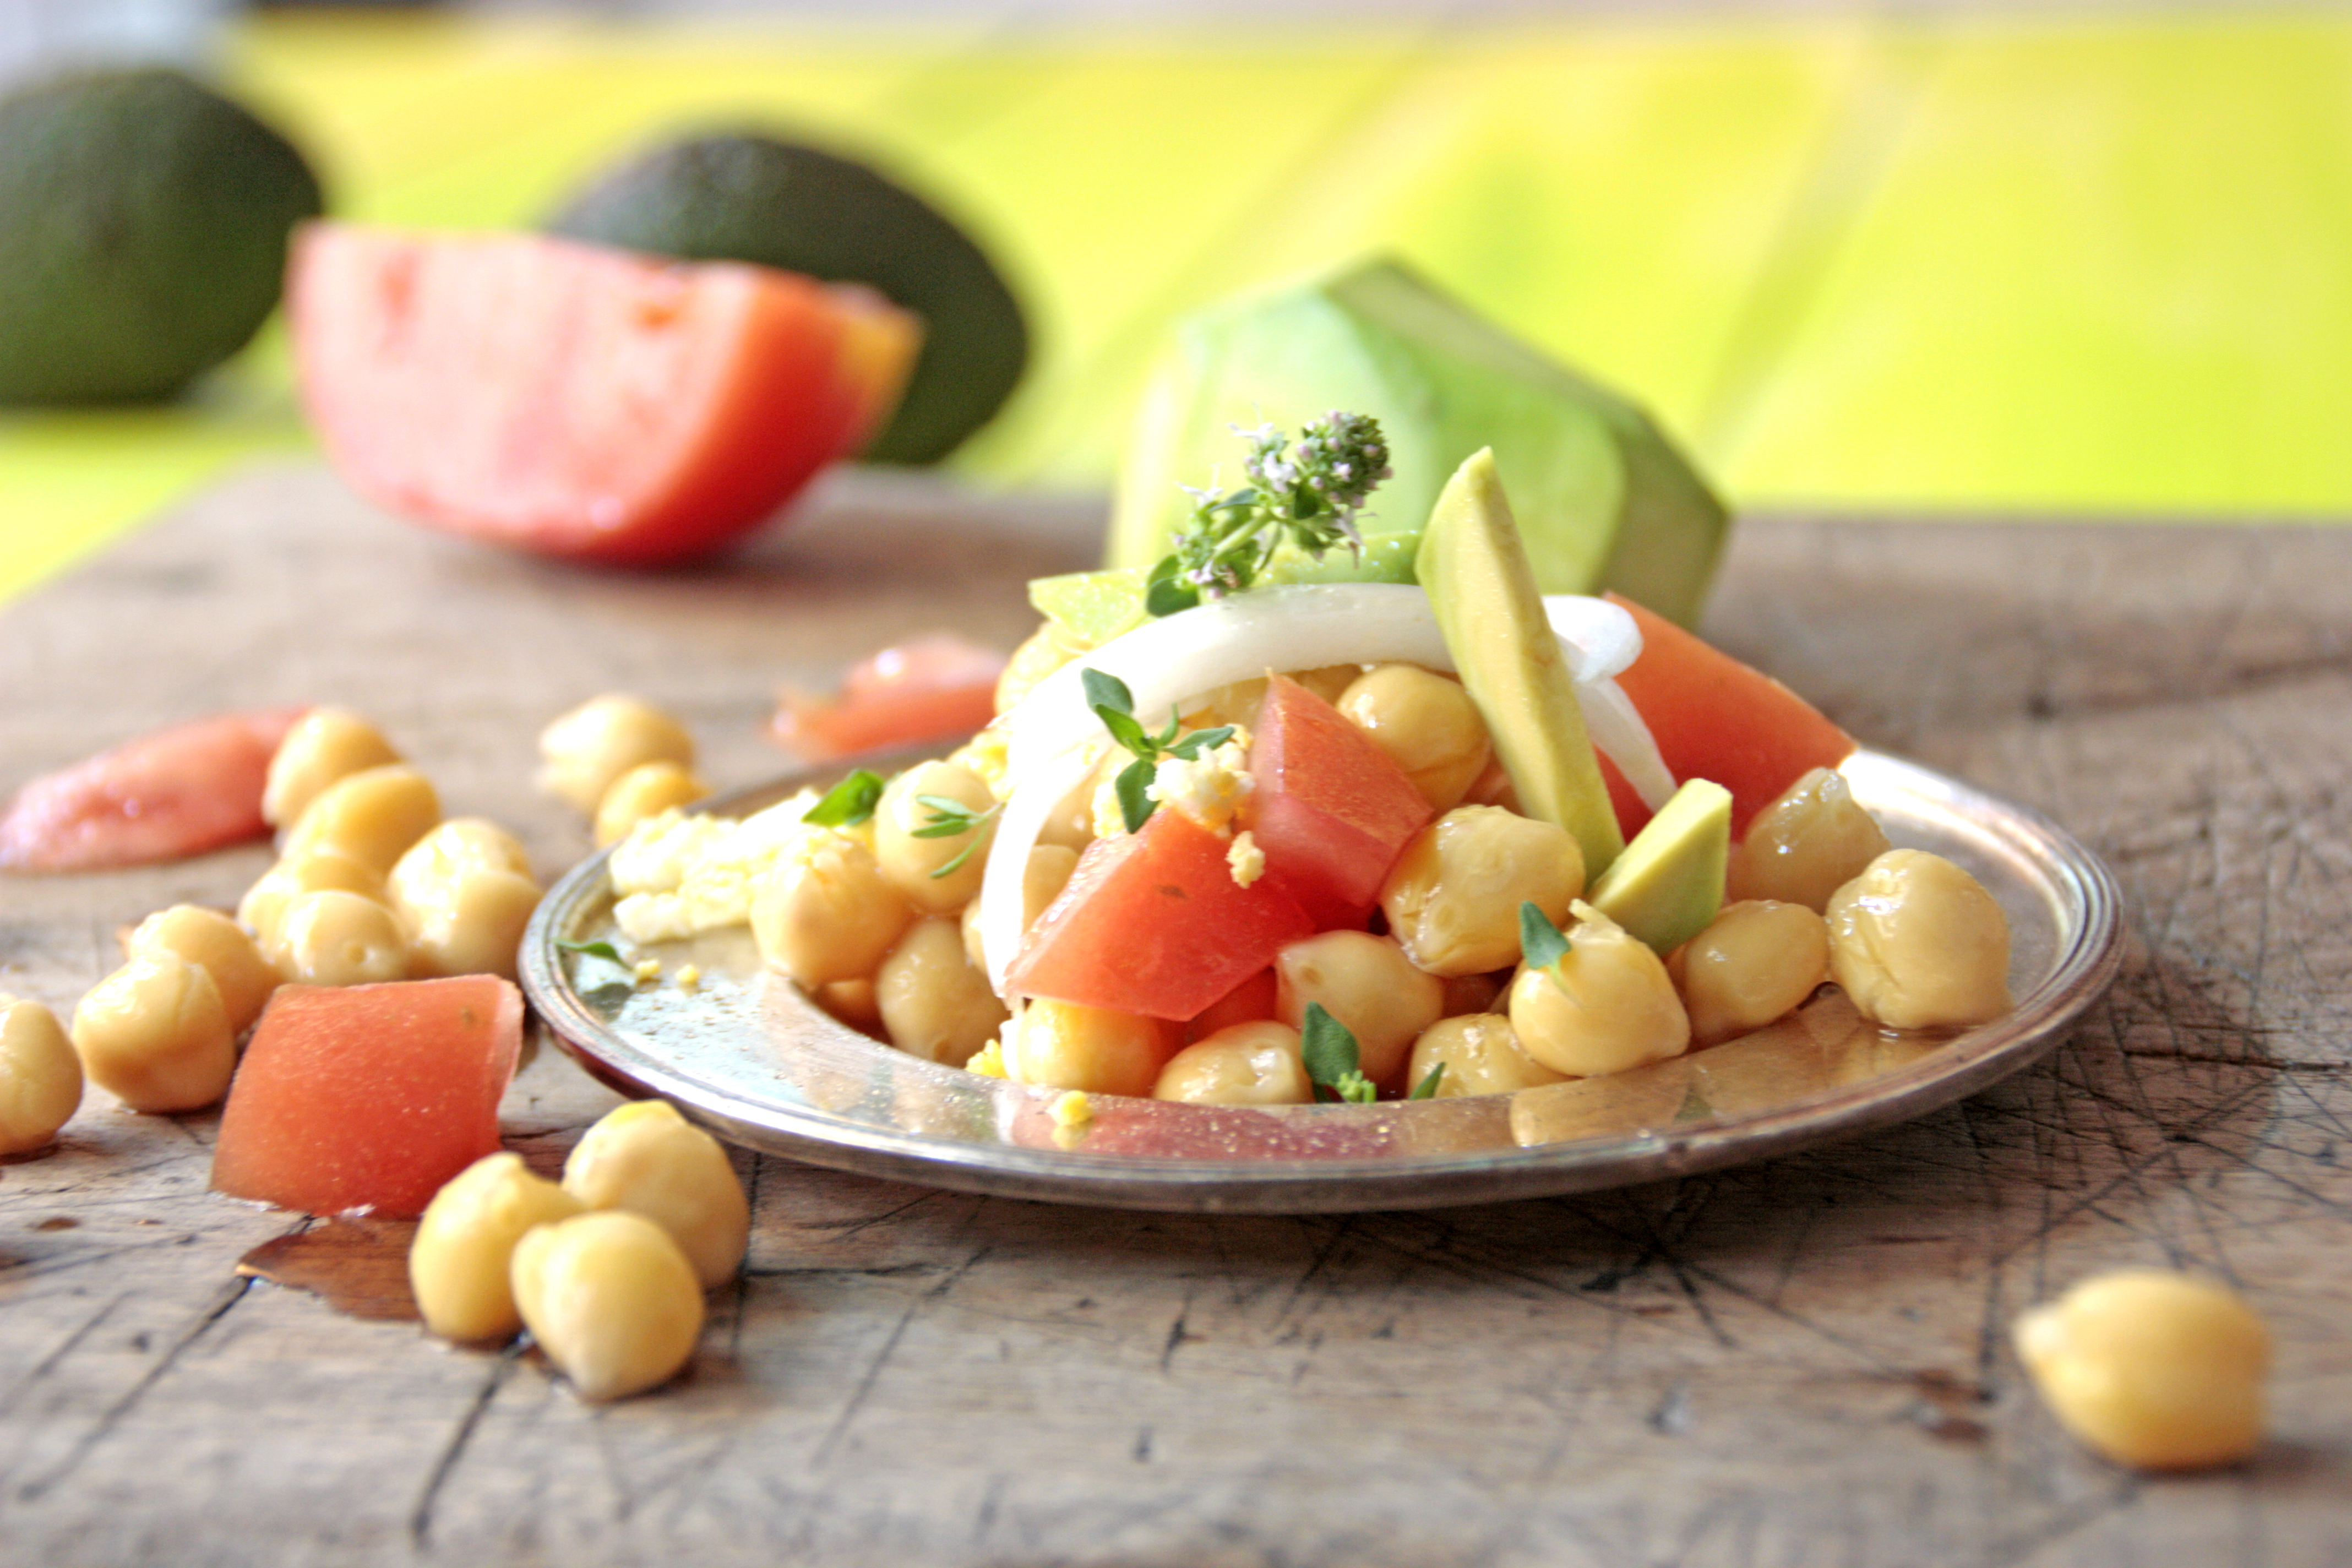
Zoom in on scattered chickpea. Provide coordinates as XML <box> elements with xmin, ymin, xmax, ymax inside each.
<box><xmin>1825</xmin><ymin>849</ymin><xmax>2011</xmax><ymax>1031</ymax></box>
<box><xmin>403</xmin><ymin>868</ymin><xmax>542</xmax><ymax>982</ymax></box>
<box><xmin>1406</xmin><ymin>1014</ymin><xmax>1564</xmax><ymax>1098</ymax></box>
<box><xmin>511</xmin><ymin>1211</ymin><xmax>705</xmax><ymax>1402</ymax></box>
<box><xmin>876</xmin><ymin>917</ymin><xmax>1009</xmax><ymax>1069</ymax></box>
<box><xmin>2013</xmin><ymin>1269</ymin><xmax>2271</xmax><ymax>1470</ymax></box>
<box><xmin>262</xmin><ymin>708</ymin><xmax>402</xmax><ymax>830</ymax></box>
<box><xmin>537</xmin><ymin>694</ymin><xmax>696</xmax><ymax>816</ymax></box>
<box><xmin>563</xmin><ymin>1099</ymin><xmax>749</xmax><ymax>1291</ymax></box>
<box><xmin>271</xmin><ymin>889</ymin><xmax>411</xmax><ymax>987</ymax></box>
<box><xmin>1273</xmin><ymin>930</ymin><xmax>1443</xmax><ymax>1086</ymax></box>
<box><xmin>1728</xmin><ymin>767</ymin><xmax>1891</xmax><ymax>911</ymax></box>
<box><xmin>0</xmin><ymin>995</ymin><xmax>83</xmax><ymax>1154</ymax></box>
<box><xmin>1380</xmin><ymin>807</ymin><xmax>1584</xmax><ymax>978</ymax></box>
<box><xmin>387</xmin><ymin>819</ymin><xmax>532</xmax><ymax>910</ymax></box>
<box><xmin>1009</xmin><ymin>999</ymin><xmax>1175</xmax><ymax>1097</ymax></box>
<box><xmin>1153</xmin><ymin>1021</ymin><xmax>1313</xmax><ymax>1106</ymax></box>
<box><xmin>126</xmin><ymin>905</ymin><xmax>279</xmax><ymax>1032</ymax></box>
<box><xmin>409</xmin><ymin>1152</ymin><xmax>584</xmax><ymax>1342</ymax></box>
<box><xmin>70</xmin><ymin>953</ymin><xmax>238</xmax><ymax>1112</ymax></box>
<box><xmin>279</xmin><ymin>763</ymin><xmax>442</xmax><ymax>878</ymax></box>
<box><xmin>1508</xmin><ymin>902</ymin><xmax>1691</xmax><ymax>1079</ymax></box>
<box><xmin>239</xmin><ymin>847</ymin><xmax>385</xmax><ymax>952</ymax></box>
<box><xmin>1338</xmin><ymin>664</ymin><xmax>1493</xmax><ymax>812</ymax></box>
<box><xmin>594</xmin><ymin>761</ymin><xmax>708</xmax><ymax>848</ymax></box>
<box><xmin>751</xmin><ymin>832</ymin><xmax>914</xmax><ymax>988</ymax></box>
<box><xmin>873</xmin><ymin>760</ymin><xmax>997</xmax><ymax>915</ymax></box>
<box><xmin>1668</xmin><ymin>900</ymin><xmax>1831</xmax><ymax>1048</ymax></box>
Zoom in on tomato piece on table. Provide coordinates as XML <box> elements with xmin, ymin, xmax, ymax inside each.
<box><xmin>1243</xmin><ymin>674</ymin><xmax>1435</xmax><ymax>928</ymax></box>
<box><xmin>211</xmin><ymin>977</ymin><xmax>522</xmax><ymax>1219</ymax></box>
<box><xmin>770</xmin><ymin>632</ymin><xmax>1006</xmax><ymax>760</ymax></box>
<box><xmin>291</xmin><ymin>223</ymin><xmax>921</xmax><ymax>567</ymax></box>
<box><xmin>1604</xmin><ymin>593</ymin><xmax>1856</xmax><ymax>839</ymax></box>
<box><xmin>1007</xmin><ymin>809</ymin><xmax>1315</xmax><ymax>1021</ymax></box>
<box><xmin>0</xmin><ymin>707</ymin><xmax>304</xmax><ymax>873</ymax></box>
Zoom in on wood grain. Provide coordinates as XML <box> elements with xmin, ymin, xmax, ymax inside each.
<box><xmin>1</xmin><ymin>467</ymin><xmax>2345</xmax><ymax>1567</ymax></box>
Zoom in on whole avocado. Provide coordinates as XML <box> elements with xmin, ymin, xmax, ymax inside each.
<box><xmin>545</xmin><ymin>133</ymin><xmax>1027</xmax><ymax>466</ymax></box>
<box><xmin>0</xmin><ymin>67</ymin><xmax>323</xmax><ymax>404</ymax></box>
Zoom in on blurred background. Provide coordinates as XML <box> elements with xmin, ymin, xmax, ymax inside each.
<box><xmin>3</xmin><ymin>0</ymin><xmax>2343</xmax><ymax>600</ymax></box>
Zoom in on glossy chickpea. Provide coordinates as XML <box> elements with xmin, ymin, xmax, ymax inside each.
<box><xmin>279</xmin><ymin>763</ymin><xmax>441</xmax><ymax>877</ymax></box>
<box><xmin>0</xmin><ymin>995</ymin><xmax>83</xmax><ymax>1154</ymax></box>
<box><xmin>1153</xmin><ymin>1021</ymin><xmax>1312</xmax><ymax>1106</ymax></box>
<box><xmin>563</xmin><ymin>1100</ymin><xmax>749</xmax><ymax>1291</ymax></box>
<box><xmin>1508</xmin><ymin>902</ymin><xmax>1691</xmax><ymax>1079</ymax></box>
<box><xmin>876</xmin><ymin>917</ymin><xmax>1009</xmax><ymax>1068</ymax></box>
<box><xmin>1380</xmin><ymin>807</ymin><xmax>1584</xmax><ymax>978</ymax></box>
<box><xmin>873</xmin><ymin>761</ymin><xmax>997</xmax><ymax>914</ymax></box>
<box><xmin>388</xmin><ymin>818</ymin><xmax>531</xmax><ymax>910</ymax></box>
<box><xmin>995</xmin><ymin>622</ymin><xmax>1080</xmax><ymax>714</ymax></box>
<box><xmin>1668</xmin><ymin>900</ymin><xmax>1831</xmax><ymax>1048</ymax></box>
<box><xmin>1728</xmin><ymin>767</ymin><xmax>1892</xmax><ymax>911</ymax></box>
<box><xmin>1289</xmin><ymin>665</ymin><xmax>1363</xmax><ymax>707</ymax></box>
<box><xmin>272</xmin><ymin>889</ymin><xmax>411</xmax><ymax>987</ymax></box>
<box><xmin>239</xmin><ymin>846</ymin><xmax>385</xmax><ymax>952</ymax></box>
<box><xmin>1273</xmin><ymin>931</ymin><xmax>1443</xmax><ymax>1087</ymax></box>
<box><xmin>126</xmin><ymin>905</ymin><xmax>279</xmax><ymax>1032</ymax></box>
<box><xmin>262</xmin><ymin>707</ymin><xmax>403</xmax><ymax>829</ymax></box>
<box><xmin>2013</xmin><ymin>1270</ymin><xmax>2271</xmax><ymax>1470</ymax></box>
<box><xmin>751</xmin><ymin>832</ymin><xmax>915</xmax><ymax>988</ymax></box>
<box><xmin>409</xmin><ymin>1152</ymin><xmax>585</xmax><ymax>1342</ymax></box>
<box><xmin>1009</xmin><ymin>999</ymin><xmax>1175</xmax><ymax>1097</ymax></box>
<box><xmin>1338</xmin><ymin>664</ymin><xmax>1493</xmax><ymax>812</ymax></box>
<box><xmin>511</xmin><ymin>1211</ymin><xmax>705</xmax><ymax>1402</ymax></box>
<box><xmin>1825</xmin><ymin>849</ymin><xmax>2011</xmax><ymax>1031</ymax></box>
<box><xmin>594</xmin><ymin>761</ymin><xmax>708</xmax><ymax>848</ymax></box>
<box><xmin>1406</xmin><ymin>1014</ymin><xmax>1564</xmax><ymax>1098</ymax></box>
<box><xmin>70</xmin><ymin>954</ymin><xmax>237</xmax><ymax>1112</ymax></box>
<box><xmin>537</xmin><ymin>694</ymin><xmax>695</xmax><ymax>816</ymax></box>
<box><xmin>403</xmin><ymin>868</ymin><xmax>543</xmax><ymax>981</ymax></box>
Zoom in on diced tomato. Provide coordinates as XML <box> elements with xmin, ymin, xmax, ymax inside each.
<box><xmin>1243</xmin><ymin>674</ymin><xmax>1434</xmax><ymax>928</ymax></box>
<box><xmin>0</xmin><ymin>707</ymin><xmax>304</xmax><ymax>873</ymax></box>
<box><xmin>1008</xmin><ymin>809</ymin><xmax>1315</xmax><ymax>1021</ymax></box>
<box><xmin>211</xmin><ymin>977</ymin><xmax>522</xmax><ymax>1219</ymax></box>
<box><xmin>1605</xmin><ymin>594</ymin><xmax>1857</xmax><ymax>839</ymax></box>
<box><xmin>770</xmin><ymin>632</ymin><xmax>1006</xmax><ymax>760</ymax></box>
<box><xmin>1186</xmin><ymin>967</ymin><xmax>1278</xmax><ymax>1042</ymax></box>
<box><xmin>291</xmin><ymin>224</ymin><xmax>921</xmax><ymax>567</ymax></box>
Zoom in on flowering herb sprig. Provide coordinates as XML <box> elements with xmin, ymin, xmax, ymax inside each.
<box><xmin>1145</xmin><ymin>411</ymin><xmax>1393</xmax><ymax>616</ymax></box>
<box><xmin>1081</xmin><ymin>667</ymin><xmax>1235</xmax><ymax>833</ymax></box>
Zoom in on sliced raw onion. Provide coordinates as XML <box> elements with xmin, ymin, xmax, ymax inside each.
<box><xmin>1581</xmin><ymin>678</ymin><xmax>1676</xmax><ymax>812</ymax></box>
<box><xmin>977</xmin><ymin>745</ymin><xmax>1098</xmax><ymax>994</ymax></box>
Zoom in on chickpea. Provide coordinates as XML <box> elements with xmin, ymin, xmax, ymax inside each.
<box><xmin>995</xmin><ymin>622</ymin><xmax>1080</xmax><ymax>714</ymax></box>
<box><xmin>1729</xmin><ymin>767</ymin><xmax>1891</xmax><ymax>911</ymax></box>
<box><xmin>239</xmin><ymin>846</ymin><xmax>385</xmax><ymax>951</ymax></box>
<box><xmin>1508</xmin><ymin>902</ymin><xmax>1691</xmax><ymax>1079</ymax></box>
<box><xmin>279</xmin><ymin>763</ymin><xmax>440</xmax><ymax>877</ymax></box>
<box><xmin>511</xmin><ymin>1211</ymin><xmax>705</xmax><ymax>1402</ymax></box>
<box><xmin>262</xmin><ymin>707</ymin><xmax>402</xmax><ymax>829</ymax></box>
<box><xmin>272</xmin><ymin>889</ymin><xmax>410</xmax><ymax>987</ymax></box>
<box><xmin>563</xmin><ymin>1099</ymin><xmax>749</xmax><ymax>1291</ymax></box>
<box><xmin>389</xmin><ymin>818</ymin><xmax>532</xmax><ymax>910</ymax></box>
<box><xmin>537</xmin><ymin>693</ymin><xmax>696</xmax><ymax>816</ymax></box>
<box><xmin>876</xmin><ymin>918</ymin><xmax>1010</xmax><ymax>1068</ymax></box>
<box><xmin>1380</xmin><ymin>807</ymin><xmax>1585</xmax><ymax>978</ymax></box>
<box><xmin>1668</xmin><ymin>900</ymin><xmax>1831</xmax><ymax>1048</ymax></box>
<box><xmin>1338</xmin><ymin>664</ymin><xmax>1493</xmax><ymax>812</ymax></box>
<box><xmin>126</xmin><ymin>905</ymin><xmax>279</xmax><ymax>1032</ymax></box>
<box><xmin>0</xmin><ymin>995</ymin><xmax>83</xmax><ymax>1154</ymax></box>
<box><xmin>594</xmin><ymin>761</ymin><xmax>708</xmax><ymax>848</ymax></box>
<box><xmin>2013</xmin><ymin>1270</ymin><xmax>2270</xmax><ymax>1470</ymax></box>
<box><xmin>1153</xmin><ymin>1021</ymin><xmax>1312</xmax><ymax>1106</ymax></box>
<box><xmin>1289</xmin><ymin>664</ymin><xmax>1363</xmax><ymax>707</ymax></box>
<box><xmin>873</xmin><ymin>761</ymin><xmax>997</xmax><ymax>914</ymax></box>
<box><xmin>1180</xmin><ymin>675</ymin><xmax>1267</xmax><ymax>731</ymax></box>
<box><xmin>816</xmin><ymin>978</ymin><xmax>884</xmax><ymax>1031</ymax></box>
<box><xmin>1035</xmin><ymin>758</ymin><xmax>1106</xmax><ymax>853</ymax></box>
<box><xmin>70</xmin><ymin>954</ymin><xmax>237</xmax><ymax>1112</ymax></box>
<box><xmin>1406</xmin><ymin>1014</ymin><xmax>1564</xmax><ymax>1098</ymax></box>
<box><xmin>1008</xmin><ymin>999</ymin><xmax>1175</xmax><ymax>1097</ymax></box>
<box><xmin>1440</xmin><ymin>971</ymin><xmax>1504</xmax><ymax>1018</ymax></box>
<box><xmin>961</xmin><ymin>843</ymin><xmax>1078</xmax><ymax>971</ymax></box>
<box><xmin>1460</xmin><ymin>754</ymin><xmax>1521</xmax><ymax>814</ymax></box>
<box><xmin>752</xmin><ymin>832</ymin><xmax>914</xmax><ymax>988</ymax></box>
<box><xmin>1273</xmin><ymin>931</ymin><xmax>1443</xmax><ymax>1087</ymax></box>
<box><xmin>1825</xmin><ymin>849</ymin><xmax>2011</xmax><ymax>1031</ymax></box>
<box><xmin>409</xmin><ymin>1152</ymin><xmax>585</xmax><ymax>1342</ymax></box>
<box><xmin>403</xmin><ymin>868</ymin><xmax>543</xmax><ymax>981</ymax></box>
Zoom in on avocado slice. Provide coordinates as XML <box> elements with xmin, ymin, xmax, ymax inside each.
<box><xmin>1027</xmin><ymin>530</ymin><xmax>1420</xmax><ymax>648</ymax></box>
<box><xmin>1110</xmin><ymin>258</ymin><xmax>1728</xmax><ymax>626</ymax></box>
<box><xmin>1586</xmin><ymin>778</ymin><xmax>1731</xmax><ymax>954</ymax></box>
<box><xmin>1417</xmin><ymin>450</ymin><xmax>1623</xmax><ymax>875</ymax></box>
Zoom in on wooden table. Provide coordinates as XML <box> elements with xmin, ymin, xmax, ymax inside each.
<box><xmin>2</xmin><ymin>466</ymin><xmax>2346</xmax><ymax>1566</ymax></box>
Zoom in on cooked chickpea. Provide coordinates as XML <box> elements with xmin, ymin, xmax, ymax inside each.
<box><xmin>995</xmin><ymin>622</ymin><xmax>1081</xmax><ymax>714</ymax></box>
<box><xmin>2013</xmin><ymin>1270</ymin><xmax>2271</xmax><ymax>1470</ymax></box>
<box><xmin>1180</xmin><ymin>674</ymin><xmax>1268</xmax><ymax>731</ymax></box>
<box><xmin>1034</xmin><ymin>758</ymin><xmax>1106</xmax><ymax>853</ymax></box>
<box><xmin>272</xmin><ymin>889</ymin><xmax>411</xmax><ymax>987</ymax></box>
<box><xmin>962</xmin><ymin>843</ymin><xmax>1078</xmax><ymax>970</ymax></box>
<box><xmin>1406</xmin><ymin>1014</ymin><xmax>1564</xmax><ymax>1098</ymax></box>
<box><xmin>537</xmin><ymin>693</ymin><xmax>696</xmax><ymax>816</ymax></box>
<box><xmin>1338</xmin><ymin>664</ymin><xmax>1493</xmax><ymax>812</ymax></box>
<box><xmin>511</xmin><ymin>1211</ymin><xmax>705</xmax><ymax>1402</ymax></box>
<box><xmin>239</xmin><ymin>846</ymin><xmax>385</xmax><ymax>951</ymax></box>
<box><xmin>1508</xmin><ymin>902</ymin><xmax>1691</xmax><ymax>1078</ymax></box>
<box><xmin>752</xmin><ymin>832</ymin><xmax>914</xmax><ymax>988</ymax></box>
<box><xmin>262</xmin><ymin>707</ymin><xmax>402</xmax><ymax>829</ymax></box>
<box><xmin>816</xmin><ymin>978</ymin><xmax>884</xmax><ymax>1031</ymax></box>
<box><xmin>388</xmin><ymin>818</ymin><xmax>532</xmax><ymax>911</ymax></box>
<box><xmin>873</xmin><ymin>761</ymin><xmax>997</xmax><ymax>914</ymax></box>
<box><xmin>403</xmin><ymin>868</ymin><xmax>543</xmax><ymax>981</ymax></box>
<box><xmin>563</xmin><ymin>1099</ymin><xmax>749</xmax><ymax>1291</ymax></box>
<box><xmin>1825</xmin><ymin>849</ymin><xmax>2011</xmax><ymax>1031</ymax></box>
<box><xmin>1289</xmin><ymin>664</ymin><xmax>1363</xmax><ymax>706</ymax></box>
<box><xmin>1728</xmin><ymin>767</ymin><xmax>1892</xmax><ymax>911</ymax></box>
<box><xmin>1008</xmin><ymin>999</ymin><xmax>1175</xmax><ymax>1097</ymax></box>
<box><xmin>594</xmin><ymin>761</ymin><xmax>708</xmax><ymax>848</ymax></box>
<box><xmin>1273</xmin><ymin>930</ymin><xmax>1443</xmax><ymax>1087</ymax></box>
<box><xmin>876</xmin><ymin>917</ymin><xmax>1010</xmax><ymax>1068</ymax></box>
<box><xmin>1668</xmin><ymin>900</ymin><xmax>1831</xmax><ymax>1048</ymax></box>
<box><xmin>70</xmin><ymin>954</ymin><xmax>237</xmax><ymax>1112</ymax></box>
<box><xmin>0</xmin><ymin>995</ymin><xmax>83</xmax><ymax>1153</ymax></box>
<box><xmin>279</xmin><ymin>763</ymin><xmax>440</xmax><ymax>876</ymax></box>
<box><xmin>1153</xmin><ymin>1021</ymin><xmax>1312</xmax><ymax>1106</ymax></box>
<box><xmin>126</xmin><ymin>905</ymin><xmax>279</xmax><ymax>1032</ymax></box>
<box><xmin>1380</xmin><ymin>807</ymin><xmax>1585</xmax><ymax>978</ymax></box>
<box><xmin>409</xmin><ymin>1152</ymin><xmax>585</xmax><ymax>1342</ymax></box>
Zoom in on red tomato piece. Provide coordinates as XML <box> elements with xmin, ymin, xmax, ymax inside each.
<box><xmin>1186</xmin><ymin>966</ymin><xmax>1278</xmax><ymax>1042</ymax></box>
<box><xmin>291</xmin><ymin>223</ymin><xmax>921</xmax><ymax>566</ymax></box>
<box><xmin>1007</xmin><ymin>809</ymin><xmax>1315</xmax><ymax>1021</ymax></box>
<box><xmin>0</xmin><ymin>707</ymin><xmax>304</xmax><ymax>873</ymax></box>
<box><xmin>211</xmin><ymin>977</ymin><xmax>522</xmax><ymax>1219</ymax></box>
<box><xmin>770</xmin><ymin>632</ymin><xmax>1006</xmax><ymax>760</ymax></box>
<box><xmin>1605</xmin><ymin>593</ymin><xmax>1856</xmax><ymax>837</ymax></box>
<box><xmin>1243</xmin><ymin>674</ymin><xmax>1434</xmax><ymax>928</ymax></box>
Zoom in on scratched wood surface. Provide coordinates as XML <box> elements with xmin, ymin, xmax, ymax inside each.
<box><xmin>1</xmin><ymin>467</ymin><xmax>2346</xmax><ymax>1568</ymax></box>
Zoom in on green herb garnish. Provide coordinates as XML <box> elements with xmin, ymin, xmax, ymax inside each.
<box><xmin>1147</xmin><ymin>411</ymin><xmax>1392</xmax><ymax>613</ymax></box>
<box><xmin>557</xmin><ymin>939</ymin><xmax>624</xmax><ymax>963</ymax></box>
<box><xmin>911</xmin><ymin>793</ymin><xmax>1003</xmax><ymax>878</ymax></box>
<box><xmin>803</xmin><ymin>767</ymin><xmax>886</xmax><ymax>829</ymax></box>
<box><xmin>1301</xmin><ymin>1002</ymin><xmax>1379</xmax><ymax>1104</ymax></box>
<box><xmin>1079</xmin><ymin>667</ymin><xmax>1236</xmax><ymax>833</ymax></box>
<box><xmin>1408</xmin><ymin>1062</ymin><xmax>1446</xmax><ymax>1100</ymax></box>
<box><xmin>1520</xmin><ymin>901</ymin><xmax>1572</xmax><ymax>970</ymax></box>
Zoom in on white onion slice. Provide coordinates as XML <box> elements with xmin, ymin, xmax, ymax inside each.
<box><xmin>1580</xmin><ymin>677</ymin><xmax>1676</xmax><ymax>811</ymax></box>
<box><xmin>978</xmin><ymin>745</ymin><xmax>1098</xmax><ymax>994</ymax></box>
<box><xmin>1543</xmin><ymin>594</ymin><xmax>1643</xmax><ymax>682</ymax></box>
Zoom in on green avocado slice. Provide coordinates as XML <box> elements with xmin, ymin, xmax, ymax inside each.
<box><xmin>1585</xmin><ymin>778</ymin><xmax>1731</xmax><ymax>954</ymax></box>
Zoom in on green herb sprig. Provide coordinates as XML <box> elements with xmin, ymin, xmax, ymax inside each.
<box><xmin>1520</xmin><ymin>900</ymin><xmax>1573</xmax><ymax>970</ymax></box>
<box><xmin>1300</xmin><ymin>1003</ymin><xmax>1446</xmax><ymax>1103</ymax></box>
<box><xmin>1146</xmin><ymin>411</ymin><xmax>1392</xmax><ymax>615</ymax></box>
<box><xmin>803</xmin><ymin>768</ymin><xmax>886</xmax><ymax>829</ymax></box>
<box><xmin>911</xmin><ymin>794</ymin><xmax>1002</xmax><ymax>878</ymax></box>
<box><xmin>1080</xmin><ymin>667</ymin><xmax>1236</xmax><ymax>833</ymax></box>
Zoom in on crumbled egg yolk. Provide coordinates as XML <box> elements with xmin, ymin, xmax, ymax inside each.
<box><xmin>1226</xmin><ymin>829</ymin><xmax>1266</xmax><ymax>888</ymax></box>
<box><xmin>966</xmin><ymin>1039</ymin><xmax>1009</xmax><ymax>1078</ymax></box>
<box><xmin>1050</xmin><ymin>1091</ymin><xmax>1093</xmax><ymax>1128</ymax></box>
<box><xmin>633</xmin><ymin>959</ymin><xmax>662</xmax><ymax>984</ymax></box>
<box><xmin>608</xmin><ymin>790</ymin><xmax>824</xmax><ymax>944</ymax></box>
<box><xmin>673</xmin><ymin>963</ymin><xmax>701</xmax><ymax>993</ymax></box>
<box><xmin>1149</xmin><ymin>731</ymin><xmax>1253</xmax><ymax>834</ymax></box>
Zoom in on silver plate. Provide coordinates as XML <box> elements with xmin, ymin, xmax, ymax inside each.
<box><xmin>521</xmin><ymin>749</ymin><xmax>2122</xmax><ymax>1213</ymax></box>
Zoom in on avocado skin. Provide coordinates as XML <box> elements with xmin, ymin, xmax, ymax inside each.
<box><xmin>0</xmin><ymin>68</ymin><xmax>323</xmax><ymax>404</ymax></box>
<box><xmin>545</xmin><ymin>133</ymin><xmax>1028</xmax><ymax>466</ymax></box>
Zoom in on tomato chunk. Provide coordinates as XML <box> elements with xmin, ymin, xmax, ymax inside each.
<box><xmin>1603</xmin><ymin>595</ymin><xmax>1856</xmax><ymax>839</ymax></box>
<box><xmin>0</xmin><ymin>707</ymin><xmax>303</xmax><ymax>873</ymax></box>
<box><xmin>291</xmin><ymin>224</ymin><xmax>921</xmax><ymax>566</ymax></box>
<box><xmin>211</xmin><ymin>977</ymin><xmax>522</xmax><ymax>1219</ymax></box>
<box><xmin>770</xmin><ymin>632</ymin><xmax>1006</xmax><ymax>760</ymax></box>
<box><xmin>1243</xmin><ymin>674</ymin><xmax>1434</xmax><ymax>928</ymax></box>
<box><xmin>1008</xmin><ymin>809</ymin><xmax>1315</xmax><ymax>1021</ymax></box>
